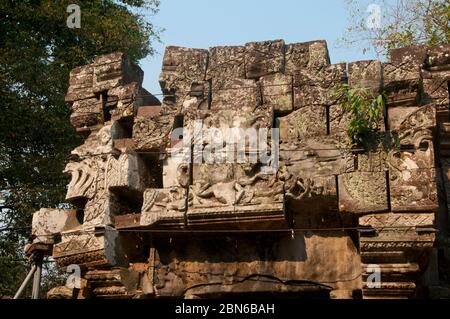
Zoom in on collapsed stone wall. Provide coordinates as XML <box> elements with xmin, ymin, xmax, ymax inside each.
<box><xmin>27</xmin><ymin>40</ymin><xmax>450</xmax><ymax>299</ymax></box>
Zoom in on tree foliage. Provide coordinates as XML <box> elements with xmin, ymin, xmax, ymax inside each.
<box><xmin>0</xmin><ymin>0</ymin><xmax>160</xmax><ymax>297</ymax></box>
<box><xmin>340</xmin><ymin>0</ymin><xmax>449</xmax><ymax>57</ymax></box>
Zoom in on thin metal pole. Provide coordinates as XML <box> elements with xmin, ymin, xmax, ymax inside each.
<box><xmin>13</xmin><ymin>265</ymin><xmax>37</xmax><ymax>299</ymax></box>
<box><xmin>31</xmin><ymin>257</ymin><xmax>43</xmax><ymax>299</ymax></box>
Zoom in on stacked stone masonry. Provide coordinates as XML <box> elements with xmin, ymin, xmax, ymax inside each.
<box><xmin>27</xmin><ymin>40</ymin><xmax>450</xmax><ymax>299</ymax></box>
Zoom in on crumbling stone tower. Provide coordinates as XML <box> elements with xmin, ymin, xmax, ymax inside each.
<box><xmin>27</xmin><ymin>40</ymin><xmax>450</xmax><ymax>299</ymax></box>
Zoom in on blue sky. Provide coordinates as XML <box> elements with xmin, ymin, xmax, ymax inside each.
<box><xmin>140</xmin><ymin>0</ymin><xmax>378</xmax><ymax>95</ymax></box>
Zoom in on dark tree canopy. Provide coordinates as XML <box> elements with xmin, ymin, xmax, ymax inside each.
<box><xmin>0</xmin><ymin>0</ymin><xmax>160</xmax><ymax>297</ymax></box>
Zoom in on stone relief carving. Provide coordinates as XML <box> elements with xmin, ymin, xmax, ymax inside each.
<box><xmin>64</xmin><ymin>158</ymin><xmax>99</xmax><ymax>202</ymax></box>
<box><xmin>30</xmin><ymin>42</ymin><xmax>450</xmax><ymax>299</ymax></box>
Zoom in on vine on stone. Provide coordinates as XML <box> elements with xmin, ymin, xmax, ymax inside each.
<box><xmin>334</xmin><ymin>84</ymin><xmax>386</xmax><ymax>147</ymax></box>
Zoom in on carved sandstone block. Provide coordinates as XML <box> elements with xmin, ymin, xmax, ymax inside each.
<box><xmin>389</xmin><ymin>166</ymin><xmax>437</xmax><ymax>212</ymax></box>
<box><xmin>338</xmin><ymin>171</ymin><xmax>388</xmax><ymax>213</ymax></box>
<box><xmin>388</xmin><ymin>143</ymin><xmax>437</xmax><ymax>212</ymax></box>
<box><xmin>64</xmin><ymin>157</ymin><xmax>102</xmax><ymax>204</ymax></box>
<box><xmin>293</xmin><ymin>63</ymin><xmax>346</xmax><ymax>108</ymax></box>
<box><xmin>423</xmin><ymin>76</ymin><xmax>449</xmax><ymax>110</ymax></box>
<box><xmin>71</xmin><ymin>124</ymin><xmax>114</xmax><ymax>158</ymax></box>
<box><xmin>396</xmin><ymin>104</ymin><xmax>436</xmax><ymax>146</ymax></box>
<box><xmin>388</xmin><ymin>106</ymin><xmax>421</xmax><ymax>131</ymax></box>
<box><xmin>206</xmin><ymin>45</ymin><xmax>246</xmax><ymax>88</ymax></box>
<box><xmin>188</xmin><ymin>162</ymin><xmax>285</xmax><ymax>228</ymax></box>
<box><xmin>69</xmin><ymin>97</ymin><xmax>103</xmax><ymax>130</ymax></box>
<box><xmin>105</xmin><ymin>153</ymin><xmax>149</xmax><ymax>193</ymax></box>
<box><xmin>53</xmin><ymin>227</ymin><xmax>130</xmax><ymax>268</ymax></box>
<box><xmin>210</xmin><ymin>78</ymin><xmax>262</xmax><ymax>111</ymax></box>
<box><xmin>285</xmin><ymin>40</ymin><xmax>330</xmax><ymax>74</ymax></box>
<box><xmin>388</xmin><ymin>105</ymin><xmax>437</xmax><ymax>211</ymax></box>
<box><xmin>279</xmin><ymin>138</ymin><xmax>349</xmax><ymax>177</ymax></box>
<box><xmin>329</xmin><ymin>104</ymin><xmax>352</xmax><ymax>143</ymax></box>
<box><xmin>32</xmin><ymin>209</ymin><xmax>80</xmax><ymax>244</ymax></box>
<box><xmin>183</xmin><ymin>108</ymin><xmax>273</xmax><ymax>147</ymax></box>
<box><xmin>383</xmin><ymin>62</ymin><xmax>421</xmax><ymax>107</ymax></box>
<box><xmin>65</xmin><ymin>64</ymin><xmax>95</xmax><ymax>102</ymax></box>
<box><xmin>132</xmin><ymin>114</ymin><xmax>174</xmax><ymax>152</ymax></box>
<box><xmin>389</xmin><ymin>45</ymin><xmax>428</xmax><ymax>69</ymax></box>
<box><xmin>108</xmin><ymin>82</ymin><xmax>141</xmax><ymax>121</ymax></box>
<box><xmin>278</xmin><ymin>106</ymin><xmax>327</xmax><ymax>139</ymax></box>
<box><xmin>261</xmin><ymin>73</ymin><xmax>293</xmax><ymax>112</ymax></box>
<box><xmin>427</xmin><ymin>44</ymin><xmax>450</xmax><ymax>70</ymax></box>
<box><xmin>284</xmin><ymin>173</ymin><xmax>338</xmax><ymax>215</ymax></box>
<box><xmin>140</xmin><ymin>188</ymin><xmax>187</xmax><ymax>227</ymax></box>
<box><xmin>159</xmin><ymin>46</ymin><xmax>208</xmax><ymax>93</ymax></box>
<box><xmin>244</xmin><ymin>39</ymin><xmax>285</xmax><ymax>79</ymax></box>
<box><xmin>93</xmin><ymin>52</ymin><xmax>144</xmax><ymax>93</ymax></box>
<box><xmin>359</xmin><ymin>212</ymin><xmax>434</xmax><ymax>229</ymax></box>
<box><xmin>348</xmin><ymin>60</ymin><xmax>382</xmax><ymax>96</ymax></box>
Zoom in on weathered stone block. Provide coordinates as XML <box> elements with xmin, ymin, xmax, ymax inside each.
<box><xmin>278</xmin><ymin>106</ymin><xmax>327</xmax><ymax>139</ymax></box>
<box><xmin>32</xmin><ymin>209</ymin><xmax>80</xmax><ymax>244</ymax></box>
<box><xmin>329</xmin><ymin>104</ymin><xmax>352</xmax><ymax>143</ymax></box>
<box><xmin>261</xmin><ymin>73</ymin><xmax>293</xmax><ymax>112</ymax></box>
<box><xmin>132</xmin><ymin>114</ymin><xmax>174</xmax><ymax>152</ymax></box>
<box><xmin>284</xmin><ymin>173</ymin><xmax>338</xmax><ymax>215</ymax></box>
<box><xmin>140</xmin><ymin>188</ymin><xmax>187</xmax><ymax>227</ymax></box>
<box><xmin>383</xmin><ymin>62</ymin><xmax>421</xmax><ymax>107</ymax></box>
<box><xmin>108</xmin><ymin>82</ymin><xmax>140</xmax><ymax>120</ymax></box>
<box><xmin>106</xmin><ymin>153</ymin><xmax>149</xmax><ymax>193</ymax></box>
<box><xmin>348</xmin><ymin>60</ymin><xmax>382</xmax><ymax>95</ymax></box>
<box><xmin>293</xmin><ymin>63</ymin><xmax>346</xmax><ymax>108</ymax></box>
<box><xmin>308</xmin><ymin>41</ymin><xmax>331</xmax><ymax>70</ymax></box>
<box><xmin>65</xmin><ymin>65</ymin><xmax>95</xmax><ymax>102</ymax></box>
<box><xmin>210</xmin><ymin>78</ymin><xmax>262</xmax><ymax>111</ymax></box>
<box><xmin>64</xmin><ymin>157</ymin><xmax>103</xmax><ymax>203</ymax></box>
<box><xmin>153</xmin><ymin>232</ymin><xmax>360</xmax><ymax>297</ymax></box>
<box><xmin>244</xmin><ymin>39</ymin><xmax>285</xmax><ymax>79</ymax></box>
<box><xmin>395</xmin><ymin>104</ymin><xmax>436</xmax><ymax>145</ymax></box>
<box><xmin>93</xmin><ymin>52</ymin><xmax>144</xmax><ymax>93</ymax></box>
<box><xmin>69</xmin><ymin>97</ymin><xmax>103</xmax><ymax>130</ymax></box>
<box><xmin>423</xmin><ymin>76</ymin><xmax>449</xmax><ymax>109</ymax></box>
<box><xmin>389</xmin><ymin>166</ymin><xmax>437</xmax><ymax>212</ymax></box>
<box><xmin>359</xmin><ymin>212</ymin><xmax>435</xmax><ymax>229</ymax></box>
<box><xmin>159</xmin><ymin>46</ymin><xmax>208</xmax><ymax>93</ymax></box>
<box><xmin>285</xmin><ymin>40</ymin><xmax>330</xmax><ymax>74</ymax></box>
<box><xmin>53</xmin><ymin>226</ymin><xmax>130</xmax><ymax>268</ymax></box>
<box><xmin>206</xmin><ymin>45</ymin><xmax>246</xmax><ymax>88</ymax></box>
<box><xmin>356</xmin><ymin>151</ymin><xmax>388</xmax><ymax>173</ymax></box>
<box><xmin>137</xmin><ymin>105</ymin><xmax>161</xmax><ymax>118</ymax></box>
<box><xmin>279</xmin><ymin>138</ymin><xmax>350</xmax><ymax>179</ymax></box>
<box><xmin>338</xmin><ymin>171</ymin><xmax>388</xmax><ymax>213</ymax></box>
<box><xmin>390</xmin><ymin>45</ymin><xmax>428</xmax><ymax>69</ymax></box>
<box><xmin>387</xmin><ymin>105</ymin><xmax>437</xmax><ymax>211</ymax></box>
<box><xmin>113</xmin><ymin>138</ymin><xmax>136</xmax><ymax>153</ymax></box>
<box><xmin>427</xmin><ymin>44</ymin><xmax>450</xmax><ymax>70</ymax></box>
<box><xmin>388</xmin><ymin>142</ymin><xmax>436</xmax><ymax>211</ymax></box>
<box><xmin>388</xmin><ymin>106</ymin><xmax>421</xmax><ymax>131</ymax></box>
<box><xmin>71</xmin><ymin>124</ymin><xmax>114</xmax><ymax>158</ymax></box>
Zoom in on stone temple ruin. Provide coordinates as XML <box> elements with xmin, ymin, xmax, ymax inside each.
<box><xmin>26</xmin><ymin>39</ymin><xmax>450</xmax><ymax>299</ymax></box>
